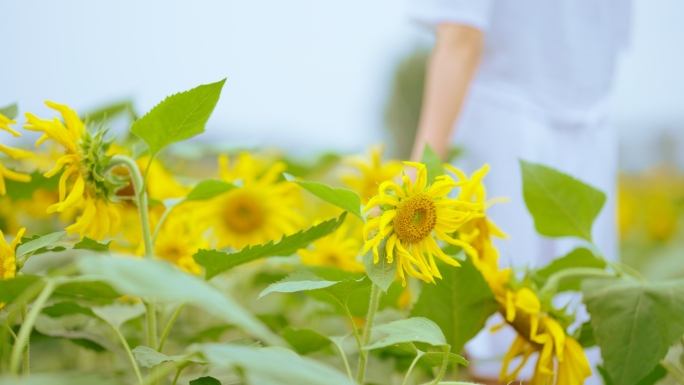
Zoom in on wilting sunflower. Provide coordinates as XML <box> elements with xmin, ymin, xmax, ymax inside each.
<box><xmin>362</xmin><ymin>161</ymin><xmax>484</xmax><ymax>285</ymax></box>
<box><xmin>199</xmin><ymin>153</ymin><xmax>306</xmax><ymax>250</ymax></box>
<box><xmin>0</xmin><ymin>112</ymin><xmax>32</xmax><ymax>195</ymax></box>
<box><xmin>342</xmin><ymin>144</ymin><xmax>402</xmax><ymax>204</ymax></box>
<box><xmin>24</xmin><ymin>102</ymin><xmax>126</xmax><ymax>240</ymax></box>
<box><xmin>299</xmin><ymin>216</ymin><xmax>365</xmax><ymax>273</ymax></box>
<box><xmin>152</xmin><ymin>208</ymin><xmax>207</xmax><ymax>275</ymax></box>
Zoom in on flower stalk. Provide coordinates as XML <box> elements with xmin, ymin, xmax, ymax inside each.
<box><xmin>357</xmin><ymin>283</ymin><xmax>382</xmax><ymax>384</ymax></box>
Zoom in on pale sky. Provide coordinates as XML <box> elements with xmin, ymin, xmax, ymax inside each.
<box><xmin>3</xmin><ymin>0</ymin><xmax>683</xmax><ymax>164</ymax></box>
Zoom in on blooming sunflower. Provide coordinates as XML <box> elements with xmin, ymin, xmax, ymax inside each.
<box><xmin>299</xmin><ymin>216</ymin><xmax>365</xmax><ymax>273</ymax></box>
<box><xmin>362</xmin><ymin>162</ymin><xmax>484</xmax><ymax>285</ymax></box>
<box><xmin>488</xmin><ymin>270</ymin><xmax>591</xmax><ymax>384</ymax></box>
<box><xmin>152</xmin><ymin>209</ymin><xmax>207</xmax><ymax>274</ymax></box>
<box><xmin>0</xmin><ymin>112</ymin><xmax>32</xmax><ymax>195</ymax></box>
<box><xmin>199</xmin><ymin>152</ymin><xmax>306</xmax><ymax>250</ymax></box>
<box><xmin>342</xmin><ymin>144</ymin><xmax>403</xmax><ymax>204</ymax></box>
<box><xmin>23</xmin><ymin>102</ymin><xmax>126</xmax><ymax>240</ymax></box>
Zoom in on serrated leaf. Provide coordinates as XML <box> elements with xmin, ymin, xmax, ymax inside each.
<box><xmin>0</xmin><ymin>103</ymin><xmax>18</xmax><ymax>120</ymax></box>
<box><xmin>582</xmin><ymin>278</ymin><xmax>684</xmax><ymax>385</ymax></box>
<box><xmin>0</xmin><ymin>275</ymin><xmax>44</xmax><ymax>303</ymax></box>
<box><xmin>189</xmin><ymin>377</ymin><xmax>221</xmax><ymax>385</ymax></box>
<box><xmin>365</xmin><ymin>317</ymin><xmax>448</xmax><ymax>350</ymax></box>
<box><xmin>130</xmin><ymin>79</ymin><xmax>226</xmax><ymax>157</ymax></box>
<box><xmin>520</xmin><ymin>160</ymin><xmax>606</xmax><ymax>242</ymax></box>
<box><xmin>259</xmin><ymin>271</ymin><xmax>369</xmax><ymax>304</ymax></box>
<box><xmin>283</xmin><ymin>328</ymin><xmax>332</xmax><ymax>355</ymax></box>
<box><xmin>285</xmin><ymin>176</ymin><xmax>362</xmax><ymax>219</ymax></box>
<box><xmin>421</xmin><ymin>144</ymin><xmax>445</xmax><ymax>184</ymax></box>
<box><xmin>4</xmin><ymin>171</ymin><xmax>59</xmax><ymax>200</ymax></box>
<box><xmin>73</xmin><ymin>237</ymin><xmax>110</xmax><ymax>252</ymax></box>
<box><xmin>92</xmin><ymin>302</ymin><xmax>146</xmax><ymax>329</ymax></box>
<box><xmin>184</xmin><ymin>179</ymin><xmax>236</xmax><ymax>201</ymax></box>
<box><xmin>15</xmin><ymin>231</ymin><xmax>67</xmax><ymax>258</ymax></box>
<box><xmin>77</xmin><ymin>256</ymin><xmax>283</xmax><ymax>346</ymax></box>
<box><xmin>411</xmin><ymin>258</ymin><xmax>498</xmax><ymax>353</ymax></box>
<box><xmin>195</xmin><ymin>213</ymin><xmax>347</xmax><ymax>280</ymax></box>
<box><xmin>132</xmin><ymin>346</ymin><xmax>206</xmax><ymax>368</ymax></box>
<box><xmin>42</xmin><ymin>301</ymin><xmax>96</xmax><ymax>318</ymax></box>
<box><xmin>534</xmin><ymin>247</ymin><xmax>605</xmax><ymax>292</ymax></box>
<box><xmin>193</xmin><ymin>344</ymin><xmax>354</xmax><ymax>385</ymax></box>
<box><xmin>362</xmin><ymin>238</ymin><xmax>396</xmax><ymax>293</ymax></box>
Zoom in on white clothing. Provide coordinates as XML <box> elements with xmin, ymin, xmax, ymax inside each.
<box><xmin>409</xmin><ymin>0</ymin><xmax>630</xmax><ymax>382</ymax></box>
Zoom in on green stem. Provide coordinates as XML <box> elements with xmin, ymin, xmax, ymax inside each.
<box><xmin>357</xmin><ymin>284</ymin><xmax>382</xmax><ymax>385</ymax></box>
<box><xmin>20</xmin><ymin>304</ymin><xmax>29</xmax><ymax>375</ymax></box>
<box><xmin>10</xmin><ymin>280</ymin><xmax>56</xmax><ymax>375</ymax></box>
<box><xmin>661</xmin><ymin>360</ymin><xmax>684</xmax><ymax>384</ymax></box>
<box><xmin>111</xmin><ymin>324</ymin><xmax>144</xmax><ymax>385</ymax></box>
<box><xmin>401</xmin><ymin>353</ymin><xmax>424</xmax><ymax>385</ymax></box>
<box><xmin>333</xmin><ymin>342</ymin><xmax>354</xmax><ymax>383</ymax></box>
<box><xmin>158</xmin><ymin>302</ymin><xmax>186</xmax><ymax>352</ymax></box>
<box><xmin>540</xmin><ymin>267</ymin><xmax>615</xmax><ymax>297</ymax></box>
<box><xmin>146</xmin><ymin>301</ymin><xmax>158</xmax><ymax>349</ymax></box>
<box><xmin>428</xmin><ymin>346</ymin><xmax>450</xmax><ymax>385</ymax></box>
<box><xmin>171</xmin><ymin>367</ymin><xmax>182</xmax><ymax>385</ymax></box>
<box><xmin>342</xmin><ymin>304</ymin><xmax>363</xmax><ymax>357</ymax></box>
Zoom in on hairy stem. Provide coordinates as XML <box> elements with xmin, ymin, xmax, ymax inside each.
<box><xmin>401</xmin><ymin>353</ymin><xmax>424</xmax><ymax>385</ymax></box>
<box><xmin>158</xmin><ymin>302</ymin><xmax>186</xmax><ymax>352</ymax></box>
<box><xmin>111</xmin><ymin>324</ymin><xmax>144</xmax><ymax>385</ymax></box>
<box><xmin>333</xmin><ymin>342</ymin><xmax>354</xmax><ymax>383</ymax></box>
<box><xmin>357</xmin><ymin>284</ymin><xmax>382</xmax><ymax>384</ymax></box>
<box><xmin>428</xmin><ymin>346</ymin><xmax>450</xmax><ymax>385</ymax></box>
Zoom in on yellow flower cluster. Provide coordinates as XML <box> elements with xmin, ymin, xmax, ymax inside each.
<box><xmin>0</xmin><ymin>112</ymin><xmax>32</xmax><ymax>195</ymax></box>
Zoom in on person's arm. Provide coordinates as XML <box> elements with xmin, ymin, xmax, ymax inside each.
<box><xmin>410</xmin><ymin>23</ymin><xmax>484</xmax><ymax>162</ymax></box>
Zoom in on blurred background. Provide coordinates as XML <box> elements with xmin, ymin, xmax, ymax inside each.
<box><xmin>3</xmin><ymin>0</ymin><xmax>684</xmax><ymax>277</ymax></box>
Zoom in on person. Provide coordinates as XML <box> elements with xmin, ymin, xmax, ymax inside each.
<box><xmin>407</xmin><ymin>0</ymin><xmax>631</xmax><ymax>383</ymax></box>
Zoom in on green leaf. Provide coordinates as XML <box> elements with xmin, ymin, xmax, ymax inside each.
<box><xmin>15</xmin><ymin>231</ymin><xmax>67</xmax><ymax>258</ymax></box>
<box><xmin>582</xmin><ymin>278</ymin><xmax>684</xmax><ymax>385</ymax></box>
<box><xmin>285</xmin><ymin>176</ymin><xmax>362</xmax><ymax>220</ymax></box>
<box><xmin>130</xmin><ymin>79</ymin><xmax>226</xmax><ymax>158</ymax></box>
<box><xmin>184</xmin><ymin>179</ymin><xmax>236</xmax><ymax>201</ymax></box>
<box><xmin>576</xmin><ymin>321</ymin><xmax>595</xmax><ymax>348</ymax></box>
<box><xmin>189</xmin><ymin>377</ymin><xmax>221</xmax><ymax>385</ymax></box>
<box><xmin>0</xmin><ymin>373</ymin><xmax>117</xmax><ymax>385</ymax></box>
<box><xmin>54</xmin><ymin>278</ymin><xmax>121</xmax><ymax>303</ymax></box>
<box><xmin>0</xmin><ymin>103</ymin><xmax>18</xmax><ymax>120</ymax></box>
<box><xmin>259</xmin><ymin>271</ymin><xmax>369</xmax><ymax>304</ymax></box>
<box><xmin>411</xmin><ymin>258</ymin><xmax>498</xmax><ymax>353</ymax></box>
<box><xmin>282</xmin><ymin>327</ymin><xmax>332</xmax><ymax>355</ymax></box>
<box><xmin>193</xmin><ymin>344</ymin><xmax>354</xmax><ymax>385</ymax></box>
<box><xmin>42</xmin><ymin>301</ymin><xmax>96</xmax><ymax>318</ymax></box>
<box><xmin>534</xmin><ymin>247</ymin><xmax>605</xmax><ymax>291</ymax></box>
<box><xmin>4</xmin><ymin>171</ymin><xmax>59</xmax><ymax>200</ymax></box>
<box><xmin>195</xmin><ymin>213</ymin><xmax>347</xmax><ymax>280</ymax></box>
<box><xmin>420</xmin><ymin>144</ymin><xmax>445</xmax><ymax>184</ymax></box>
<box><xmin>92</xmin><ymin>302</ymin><xmax>146</xmax><ymax>329</ymax></box>
<box><xmin>77</xmin><ymin>256</ymin><xmax>283</xmax><ymax>346</ymax></box>
<box><xmin>0</xmin><ymin>275</ymin><xmax>43</xmax><ymax>303</ymax></box>
<box><xmin>362</xmin><ymin>238</ymin><xmax>396</xmax><ymax>293</ymax></box>
<box><xmin>132</xmin><ymin>346</ymin><xmax>206</xmax><ymax>368</ymax></box>
<box><xmin>520</xmin><ymin>160</ymin><xmax>606</xmax><ymax>242</ymax></box>
<box><xmin>73</xmin><ymin>237</ymin><xmax>111</xmax><ymax>252</ymax></box>
<box><xmin>81</xmin><ymin>99</ymin><xmax>137</xmax><ymax>123</ymax></box>
<box><xmin>421</xmin><ymin>351</ymin><xmax>469</xmax><ymax>367</ymax></box>
<box><xmin>365</xmin><ymin>317</ymin><xmax>448</xmax><ymax>350</ymax></box>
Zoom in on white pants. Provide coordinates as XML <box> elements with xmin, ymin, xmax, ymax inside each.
<box><xmin>454</xmin><ymin>87</ymin><xmax>618</xmax><ymax>383</ymax></box>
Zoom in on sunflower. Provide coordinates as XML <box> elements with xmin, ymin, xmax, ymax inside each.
<box><xmin>342</xmin><ymin>144</ymin><xmax>402</xmax><ymax>204</ymax></box>
<box><xmin>0</xmin><ymin>227</ymin><xmax>24</xmax><ymax>280</ymax></box>
<box><xmin>0</xmin><ymin>112</ymin><xmax>32</xmax><ymax>195</ymax></box>
<box><xmin>299</xmin><ymin>216</ymin><xmax>365</xmax><ymax>273</ymax></box>
<box><xmin>152</xmin><ymin>208</ymin><xmax>207</xmax><ymax>274</ymax></box>
<box><xmin>23</xmin><ymin>102</ymin><xmax>126</xmax><ymax>240</ymax></box>
<box><xmin>362</xmin><ymin>161</ymin><xmax>484</xmax><ymax>285</ymax></box>
<box><xmin>199</xmin><ymin>152</ymin><xmax>306</xmax><ymax>250</ymax></box>
<box><xmin>490</xmin><ymin>278</ymin><xmax>592</xmax><ymax>385</ymax></box>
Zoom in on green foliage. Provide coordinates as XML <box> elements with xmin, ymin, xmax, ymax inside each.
<box><xmin>411</xmin><ymin>258</ymin><xmax>498</xmax><ymax>353</ymax></box>
<box><xmin>0</xmin><ymin>103</ymin><xmax>18</xmax><ymax>119</ymax></box>
<box><xmin>190</xmin><ymin>377</ymin><xmax>221</xmax><ymax>385</ymax></box>
<box><xmin>365</xmin><ymin>317</ymin><xmax>448</xmax><ymax>350</ymax></box>
<box><xmin>130</xmin><ymin>79</ymin><xmax>226</xmax><ymax>158</ymax></box>
<box><xmin>4</xmin><ymin>171</ymin><xmax>59</xmax><ymax>200</ymax></box>
<box><xmin>92</xmin><ymin>303</ymin><xmax>146</xmax><ymax>329</ymax></box>
<box><xmin>73</xmin><ymin>237</ymin><xmax>111</xmax><ymax>252</ymax></box>
<box><xmin>259</xmin><ymin>271</ymin><xmax>369</xmax><ymax>305</ymax></box>
<box><xmin>534</xmin><ymin>247</ymin><xmax>605</xmax><ymax>291</ymax></box>
<box><xmin>42</xmin><ymin>302</ymin><xmax>96</xmax><ymax>318</ymax></box>
<box><xmin>0</xmin><ymin>373</ymin><xmax>116</xmax><ymax>385</ymax></box>
<box><xmin>193</xmin><ymin>344</ymin><xmax>354</xmax><ymax>385</ymax></box>
<box><xmin>195</xmin><ymin>213</ymin><xmax>347</xmax><ymax>279</ymax></box>
<box><xmin>77</xmin><ymin>256</ymin><xmax>283</xmax><ymax>346</ymax></box>
<box><xmin>0</xmin><ymin>275</ymin><xmax>43</xmax><ymax>304</ymax></box>
<box><xmin>283</xmin><ymin>327</ymin><xmax>332</xmax><ymax>355</ymax></box>
<box><xmin>81</xmin><ymin>99</ymin><xmax>138</xmax><ymax>124</ymax></box>
<box><xmin>285</xmin><ymin>175</ymin><xmax>362</xmax><ymax>219</ymax></box>
<box><xmin>582</xmin><ymin>277</ymin><xmax>684</xmax><ymax>385</ymax></box>
<box><xmin>16</xmin><ymin>231</ymin><xmax>67</xmax><ymax>258</ymax></box>
<box><xmin>362</xmin><ymin>239</ymin><xmax>396</xmax><ymax>293</ymax></box>
<box><xmin>520</xmin><ymin>160</ymin><xmax>606</xmax><ymax>242</ymax></box>
<box><xmin>420</xmin><ymin>144</ymin><xmax>445</xmax><ymax>184</ymax></box>
<box><xmin>132</xmin><ymin>346</ymin><xmax>205</xmax><ymax>368</ymax></box>
<box><xmin>184</xmin><ymin>179</ymin><xmax>236</xmax><ymax>201</ymax></box>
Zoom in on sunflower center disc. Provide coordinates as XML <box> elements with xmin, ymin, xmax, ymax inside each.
<box><xmin>394</xmin><ymin>193</ymin><xmax>437</xmax><ymax>244</ymax></box>
<box><xmin>223</xmin><ymin>190</ymin><xmax>265</xmax><ymax>233</ymax></box>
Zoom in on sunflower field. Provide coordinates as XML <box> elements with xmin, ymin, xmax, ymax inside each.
<box><xmin>1</xmin><ymin>80</ymin><xmax>683</xmax><ymax>385</ymax></box>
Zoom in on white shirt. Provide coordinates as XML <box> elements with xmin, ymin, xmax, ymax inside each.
<box><xmin>409</xmin><ymin>1</ymin><xmax>631</xmax><ymax>382</ymax></box>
